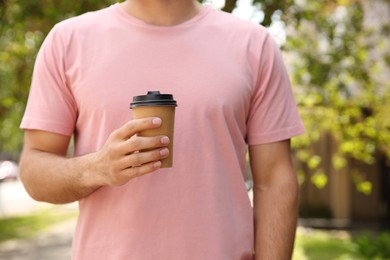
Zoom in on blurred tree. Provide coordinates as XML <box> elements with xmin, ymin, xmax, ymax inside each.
<box><xmin>0</xmin><ymin>0</ymin><xmax>118</xmax><ymax>156</ymax></box>
<box><xmin>220</xmin><ymin>0</ymin><xmax>390</xmax><ymax>192</ymax></box>
<box><xmin>280</xmin><ymin>0</ymin><xmax>390</xmax><ymax>193</ymax></box>
<box><xmin>221</xmin><ymin>0</ymin><xmax>390</xmax><ymax>193</ymax></box>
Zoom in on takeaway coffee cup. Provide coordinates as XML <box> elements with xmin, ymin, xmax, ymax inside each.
<box><xmin>130</xmin><ymin>91</ymin><xmax>177</xmax><ymax>168</ymax></box>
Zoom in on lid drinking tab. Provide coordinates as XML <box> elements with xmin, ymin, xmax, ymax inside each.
<box><xmin>147</xmin><ymin>91</ymin><xmax>161</xmax><ymax>95</ymax></box>
<box><xmin>130</xmin><ymin>91</ymin><xmax>177</xmax><ymax>108</ymax></box>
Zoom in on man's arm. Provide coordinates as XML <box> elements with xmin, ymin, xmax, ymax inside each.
<box><xmin>249</xmin><ymin>139</ymin><xmax>298</xmax><ymax>260</ymax></box>
<box><xmin>19</xmin><ymin>117</ymin><xmax>170</xmax><ymax>204</ymax></box>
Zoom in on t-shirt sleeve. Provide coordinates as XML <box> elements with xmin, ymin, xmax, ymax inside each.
<box><xmin>20</xmin><ymin>24</ymin><xmax>77</xmax><ymax>136</ymax></box>
<box><xmin>246</xmin><ymin>33</ymin><xmax>305</xmax><ymax>145</ymax></box>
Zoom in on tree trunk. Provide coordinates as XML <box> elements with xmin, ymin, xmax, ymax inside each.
<box><xmin>222</xmin><ymin>0</ymin><xmax>237</xmax><ymax>13</ymax></box>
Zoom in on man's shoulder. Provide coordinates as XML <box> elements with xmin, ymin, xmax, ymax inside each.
<box><xmin>205</xmin><ymin>6</ymin><xmax>268</xmax><ymax>38</ymax></box>
<box><xmin>52</xmin><ymin>5</ymin><xmax>114</xmax><ymax>35</ymax></box>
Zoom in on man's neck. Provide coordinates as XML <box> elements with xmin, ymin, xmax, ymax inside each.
<box><xmin>121</xmin><ymin>0</ymin><xmax>202</xmax><ymax>26</ymax></box>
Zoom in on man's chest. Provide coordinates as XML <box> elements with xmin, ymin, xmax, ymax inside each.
<box><xmin>67</xmin><ymin>35</ymin><xmax>255</xmax><ymax>130</ymax></box>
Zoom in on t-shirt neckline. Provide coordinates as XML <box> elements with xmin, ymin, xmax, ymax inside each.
<box><xmin>111</xmin><ymin>3</ymin><xmax>211</xmax><ymax>30</ymax></box>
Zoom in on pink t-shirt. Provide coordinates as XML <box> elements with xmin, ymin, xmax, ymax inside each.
<box><xmin>21</xmin><ymin>4</ymin><xmax>305</xmax><ymax>259</ymax></box>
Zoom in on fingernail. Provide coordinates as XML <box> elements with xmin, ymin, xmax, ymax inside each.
<box><xmin>161</xmin><ymin>136</ymin><xmax>170</xmax><ymax>145</ymax></box>
<box><xmin>153</xmin><ymin>161</ymin><xmax>162</xmax><ymax>168</ymax></box>
<box><xmin>160</xmin><ymin>148</ymin><xmax>169</xmax><ymax>156</ymax></box>
<box><xmin>152</xmin><ymin>118</ymin><xmax>162</xmax><ymax>125</ymax></box>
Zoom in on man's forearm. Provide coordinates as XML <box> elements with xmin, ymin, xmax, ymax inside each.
<box><xmin>19</xmin><ymin>119</ymin><xmax>169</xmax><ymax>204</ymax></box>
<box><xmin>19</xmin><ymin>149</ymin><xmax>102</xmax><ymax>204</ymax></box>
<box><xmin>253</xmin><ymin>174</ymin><xmax>298</xmax><ymax>259</ymax></box>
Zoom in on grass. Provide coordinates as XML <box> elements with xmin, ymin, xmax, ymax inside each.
<box><xmin>293</xmin><ymin>227</ymin><xmax>390</xmax><ymax>260</ymax></box>
<box><xmin>293</xmin><ymin>228</ymin><xmax>354</xmax><ymax>260</ymax></box>
<box><xmin>0</xmin><ymin>208</ymin><xmax>78</xmax><ymax>242</ymax></box>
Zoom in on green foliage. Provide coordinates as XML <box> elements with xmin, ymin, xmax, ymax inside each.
<box><xmin>247</xmin><ymin>0</ymin><xmax>390</xmax><ymax>191</ymax></box>
<box><xmin>293</xmin><ymin>229</ymin><xmax>353</xmax><ymax>259</ymax></box>
<box><xmin>0</xmin><ymin>0</ymin><xmax>118</xmax><ymax>156</ymax></box>
<box><xmin>0</xmin><ymin>209</ymin><xmax>77</xmax><ymax>242</ymax></box>
<box><xmin>294</xmin><ymin>229</ymin><xmax>390</xmax><ymax>260</ymax></box>
<box><xmin>351</xmin><ymin>232</ymin><xmax>390</xmax><ymax>259</ymax></box>
<box><xmin>252</xmin><ymin>0</ymin><xmax>295</xmax><ymax>26</ymax></box>
<box><xmin>281</xmin><ymin>0</ymin><xmax>390</xmax><ymax>189</ymax></box>
<box><xmin>311</xmin><ymin>170</ymin><xmax>328</xmax><ymax>189</ymax></box>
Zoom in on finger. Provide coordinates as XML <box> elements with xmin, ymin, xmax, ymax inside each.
<box><xmin>107</xmin><ymin>158</ymin><xmax>162</xmax><ymax>186</ymax></box>
<box><xmin>121</xmin><ymin>135</ymin><xmax>170</xmax><ymax>154</ymax></box>
<box><xmin>120</xmin><ymin>147</ymin><xmax>169</xmax><ymax>169</ymax></box>
<box><xmin>116</xmin><ymin>117</ymin><xmax>162</xmax><ymax>140</ymax></box>
<box><xmin>122</xmin><ymin>160</ymin><xmax>163</xmax><ymax>180</ymax></box>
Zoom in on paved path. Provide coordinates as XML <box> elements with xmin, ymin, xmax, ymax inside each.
<box><xmin>0</xmin><ymin>216</ymin><xmax>76</xmax><ymax>260</ymax></box>
<box><xmin>0</xmin><ymin>179</ymin><xmax>78</xmax><ymax>259</ymax></box>
<box><xmin>0</xmin><ymin>180</ymin><xmax>54</xmax><ymax>217</ymax></box>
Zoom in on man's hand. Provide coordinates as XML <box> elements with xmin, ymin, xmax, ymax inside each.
<box><xmin>95</xmin><ymin>117</ymin><xmax>170</xmax><ymax>186</ymax></box>
<box><xmin>19</xmin><ymin>117</ymin><xmax>169</xmax><ymax>204</ymax></box>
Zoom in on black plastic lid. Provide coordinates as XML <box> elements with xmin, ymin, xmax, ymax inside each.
<box><xmin>130</xmin><ymin>91</ymin><xmax>177</xmax><ymax>108</ymax></box>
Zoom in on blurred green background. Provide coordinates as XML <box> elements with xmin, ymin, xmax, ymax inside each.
<box><xmin>1</xmin><ymin>0</ymin><xmax>390</xmax><ymax>259</ymax></box>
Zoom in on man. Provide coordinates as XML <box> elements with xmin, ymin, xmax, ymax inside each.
<box><xmin>19</xmin><ymin>0</ymin><xmax>305</xmax><ymax>259</ymax></box>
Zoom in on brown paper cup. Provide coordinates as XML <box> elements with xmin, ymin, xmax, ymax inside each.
<box><xmin>132</xmin><ymin>106</ymin><xmax>175</xmax><ymax>168</ymax></box>
<box><xmin>130</xmin><ymin>91</ymin><xmax>177</xmax><ymax>168</ymax></box>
